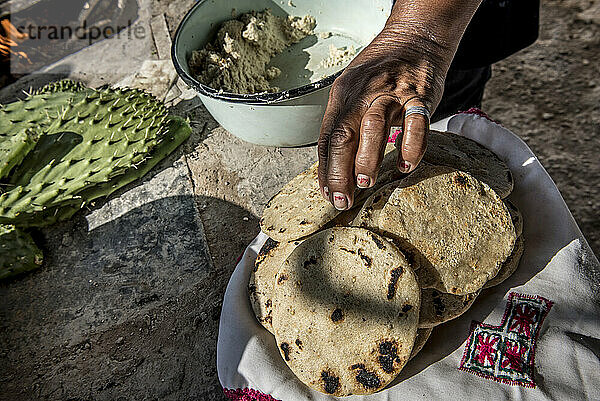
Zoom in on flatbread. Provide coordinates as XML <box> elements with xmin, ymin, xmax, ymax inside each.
<box><xmin>259</xmin><ymin>143</ymin><xmax>404</xmax><ymax>242</ymax></box>
<box><xmin>260</xmin><ymin>162</ymin><xmax>340</xmax><ymax>242</ymax></box>
<box><xmin>259</xmin><ymin>155</ymin><xmax>400</xmax><ymax>242</ymax></box>
<box><xmin>365</xmin><ymin>130</ymin><xmax>513</xmax><ymax>201</ymax></box>
<box><xmin>360</xmin><ymin>130</ymin><xmax>515</xmax><ymax>226</ymax></box>
<box><xmin>378</xmin><ymin>166</ymin><xmax>516</xmax><ymax>295</ymax></box>
<box><xmin>271</xmin><ymin>227</ymin><xmax>420</xmax><ymax>396</ymax></box>
<box><xmin>418</xmin><ymin>289</ymin><xmax>479</xmax><ymax>328</ymax></box>
<box><xmin>422</xmin><ymin>130</ymin><xmax>514</xmax><ymax>198</ymax></box>
<box><xmin>484</xmin><ymin>236</ymin><xmax>525</xmax><ymax>289</ymax></box>
<box><xmin>505</xmin><ymin>200</ymin><xmax>523</xmax><ymax>237</ymax></box>
<box><xmin>409</xmin><ymin>328</ymin><xmax>433</xmax><ymax>360</ymax></box>
<box><xmin>248</xmin><ymin>238</ymin><xmax>301</xmax><ymax>333</ymax></box>
<box><xmin>352</xmin><ymin>183</ymin><xmax>397</xmax><ymax>230</ymax></box>
<box><xmin>352</xmin><ymin>182</ymin><xmax>430</xmax><ymax>271</ymax></box>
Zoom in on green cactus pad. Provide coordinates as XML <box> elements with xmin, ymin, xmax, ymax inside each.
<box><xmin>78</xmin><ymin>116</ymin><xmax>192</xmax><ymax>200</ymax></box>
<box><xmin>9</xmin><ymin>116</ymin><xmax>192</xmax><ymax>226</ymax></box>
<box><xmin>0</xmin><ymin>224</ymin><xmax>43</xmax><ymax>280</ymax></box>
<box><xmin>0</xmin><ymin>81</ymin><xmax>191</xmax><ymax>226</ymax></box>
<box><xmin>0</xmin><ymin>86</ymin><xmax>173</xmax><ymax>223</ymax></box>
<box><xmin>0</xmin><ymin>127</ymin><xmax>39</xmax><ymax>180</ymax></box>
<box><xmin>33</xmin><ymin>79</ymin><xmax>86</xmax><ymax>95</ymax></box>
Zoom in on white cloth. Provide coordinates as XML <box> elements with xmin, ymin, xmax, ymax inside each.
<box><xmin>217</xmin><ymin>113</ymin><xmax>600</xmax><ymax>400</ymax></box>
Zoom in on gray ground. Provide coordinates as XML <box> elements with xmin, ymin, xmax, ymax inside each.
<box><xmin>0</xmin><ymin>0</ymin><xmax>598</xmax><ymax>400</ymax></box>
<box><xmin>484</xmin><ymin>0</ymin><xmax>599</xmax><ymax>254</ymax></box>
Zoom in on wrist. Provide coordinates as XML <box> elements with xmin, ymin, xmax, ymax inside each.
<box><xmin>385</xmin><ymin>0</ymin><xmax>482</xmax><ymax>58</ymax></box>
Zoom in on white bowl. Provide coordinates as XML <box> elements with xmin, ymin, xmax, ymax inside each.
<box><xmin>172</xmin><ymin>0</ymin><xmax>391</xmax><ymax>146</ymax></box>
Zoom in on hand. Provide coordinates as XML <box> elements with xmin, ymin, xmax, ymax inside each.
<box><xmin>317</xmin><ymin>0</ymin><xmax>482</xmax><ymax>210</ymax></box>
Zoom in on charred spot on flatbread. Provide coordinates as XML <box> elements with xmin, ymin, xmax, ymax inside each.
<box><xmin>331</xmin><ymin>308</ymin><xmax>344</xmax><ymax>323</ymax></box>
<box><xmin>387</xmin><ymin>267</ymin><xmax>404</xmax><ymax>300</ymax></box>
<box><xmin>453</xmin><ymin>173</ymin><xmax>469</xmax><ymax>187</ymax></box>
<box><xmin>357</xmin><ymin>249</ymin><xmax>372</xmax><ymax>268</ymax></box>
<box><xmin>280</xmin><ymin>342</ymin><xmax>291</xmax><ymax>361</ymax></box>
<box><xmin>432</xmin><ymin>290</ymin><xmax>445</xmax><ymax>316</ymax></box>
<box><xmin>378</xmin><ymin>340</ymin><xmax>401</xmax><ymax>373</ymax></box>
<box><xmin>277</xmin><ymin>273</ymin><xmax>288</xmax><ymax>284</ymax></box>
<box><xmin>259</xmin><ymin>238</ymin><xmax>278</xmax><ymax>257</ymax></box>
<box><xmin>321</xmin><ymin>370</ymin><xmax>341</xmax><ymax>394</ymax></box>
<box><xmin>303</xmin><ymin>256</ymin><xmax>317</xmax><ymax>268</ymax></box>
<box><xmin>369</xmin><ymin>232</ymin><xmax>386</xmax><ymax>250</ymax></box>
<box><xmin>354</xmin><ymin>366</ymin><xmax>381</xmax><ymax>390</ymax></box>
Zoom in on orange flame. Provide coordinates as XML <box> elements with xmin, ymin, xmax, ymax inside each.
<box><xmin>0</xmin><ymin>18</ymin><xmax>31</xmax><ymax>63</ymax></box>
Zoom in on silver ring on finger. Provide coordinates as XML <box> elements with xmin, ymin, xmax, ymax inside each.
<box><xmin>404</xmin><ymin>105</ymin><xmax>431</xmax><ymax>121</ymax></box>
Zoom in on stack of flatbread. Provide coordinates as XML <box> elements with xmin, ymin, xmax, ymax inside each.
<box><xmin>249</xmin><ymin>131</ymin><xmax>523</xmax><ymax>396</ymax></box>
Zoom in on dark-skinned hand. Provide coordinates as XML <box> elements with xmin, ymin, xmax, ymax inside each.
<box><xmin>318</xmin><ymin>0</ymin><xmax>483</xmax><ymax>210</ymax></box>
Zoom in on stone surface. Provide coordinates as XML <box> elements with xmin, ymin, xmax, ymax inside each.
<box><xmin>0</xmin><ymin>152</ymin><xmax>218</xmax><ymax>399</ymax></box>
<box><xmin>184</xmin><ymin>117</ymin><xmax>317</xmax><ymax>218</ymax></box>
<box><xmin>150</xmin><ymin>13</ymin><xmax>172</xmax><ymax>60</ymax></box>
<box><xmin>115</xmin><ymin>59</ymin><xmax>178</xmax><ymax>101</ymax></box>
<box><xmin>3</xmin><ymin>0</ymin><xmax>153</xmax><ymax>87</ymax></box>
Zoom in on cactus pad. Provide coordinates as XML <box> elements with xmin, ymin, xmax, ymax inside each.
<box><xmin>0</xmin><ymin>127</ymin><xmax>39</xmax><ymax>180</ymax></box>
<box><xmin>32</xmin><ymin>79</ymin><xmax>86</xmax><ymax>95</ymax></box>
<box><xmin>0</xmin><ymin>224</ymin><xmax>43</xmax><ymax>280</ymax></box>
<box><xmin>0</xmin><ymin>81</ymin><xmax>191</xmax><ymax>226</ymax></box>
<box><xmin>10</xmin><ymin>116</ymin><xmax>192</xmax><ymax>226</ymax></box>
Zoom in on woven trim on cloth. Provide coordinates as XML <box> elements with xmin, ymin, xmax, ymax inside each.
<box><xmin>458</xmin><ymin>107</ymin><xmax>501</xmax><ymax>124</ymax></box>
<box><xmin>224</xmin><ymin>388</ymin><xmax>281</xmax><ymax>401</ymax></box>
<box><xmin>388</xmin><ymin>126</ymin><xmax>402</xmax><ymax>143</ymax></box>
<box><xmin>459</xmin><ymin>292</ymin><xmax>553</xmax><ymax>388</ymax></box>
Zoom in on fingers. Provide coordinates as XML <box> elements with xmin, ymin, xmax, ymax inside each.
<box><xmin>319</xmin><ymin>94</ymin><xmax>430</xmax><ymax>211</ymax></box>
<box><xmin>317</xmin><ymin>104</ymin><xmax>336</xmax><ymax>200</ymax></box>
<box><xmin>318</xmin><ymin>83</ymin><xmax>365</xmax><ymax>211</ymax></box>
<box><xmin>397</xmin><ymin>98</ymin><xmax>430</xmax><ymax>173</ymax></box>
<box><xmin>326</xmin><ymin>119</ymin><xmax>360</xmax><ymax>210</ymax></box>
<box><xmin>355</xmin><ymin>95</ymin><xmax>402</xmax><ymax>188</ymax></box>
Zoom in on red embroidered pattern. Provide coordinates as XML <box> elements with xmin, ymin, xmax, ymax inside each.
<box><xmin>388</xmin><ymin>127</ymin><xmax>402</xmax><ymax>143</ymax></box>
<box><xmin>509</xmin><ymin>303</ymin><xmax>537</xmax><ymax>337</ymax></box>
<box><xmin>224</xmin><ymin>388</ymin><xmax>281</xmax><ymax>401</ymax></box>
<box><xmin>474</xmin><ymin>332</ymin><xmax>500</xmax><ymax>367</ymax></box>
<box><xmin>459</xmin><ymin>292</ymin><xmax>553</xmax><ymax>388</ymax></box>
<box><xmin>501</xmin><ymin>340</ymin><xmax>528</xmax><ymax>372</ymax></box>
<box><xmin>458</xmin><ymin>107</ymin><xmax>501</xmax><ymax>124</ymax></box>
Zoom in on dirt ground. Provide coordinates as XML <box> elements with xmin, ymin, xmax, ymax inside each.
<box><xmin>0</xmin><ymin>1</ymin><xmax>597</xmax><ymax>400</ymax></box>
<box><xmin>483</xmin><ymin>0</ymin><xmax>599</xmax><ymax>255</ymax></box>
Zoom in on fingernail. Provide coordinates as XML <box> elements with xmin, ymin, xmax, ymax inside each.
<box><xmin>332</xmin><ymin>192</ymin><xmax>348</xmax><ymax>210</ymax></box>
<box><xmin>323</xmin><ymin>186</ymin><xmax>330</xmax><ymax>199</ymax></box>
<box><xmin>399</xmin><ymin>161</ymin><xmax>412</xmax><ymax>173</ymax></box>
<box><xmin>356</xmin><ymin>174</ymin><xmax>370</xmax><ymax>188</ymax></box>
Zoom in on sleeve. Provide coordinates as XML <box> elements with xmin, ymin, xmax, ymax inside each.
<box><xmin>451</xmin><ymin>0</ymin><xmax>540</xmax><ymax>70</ymax></box>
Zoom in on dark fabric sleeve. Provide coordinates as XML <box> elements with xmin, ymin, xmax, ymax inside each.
<box><xmin>451</xmin><ymin>0</ymin><xmax>540</xmax><ymax>69</ymax></box>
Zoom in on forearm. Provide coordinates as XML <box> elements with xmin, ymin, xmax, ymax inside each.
<box><xmin>382</xmin><ymin>0</ymin><xmax>483</xmax><ymax>68</ymax></box>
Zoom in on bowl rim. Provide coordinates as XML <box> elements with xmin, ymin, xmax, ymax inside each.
<box><xmin>171</xmin><ymin>0</ymin><xmax>343</xmax><ymax>105</ymax></box>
